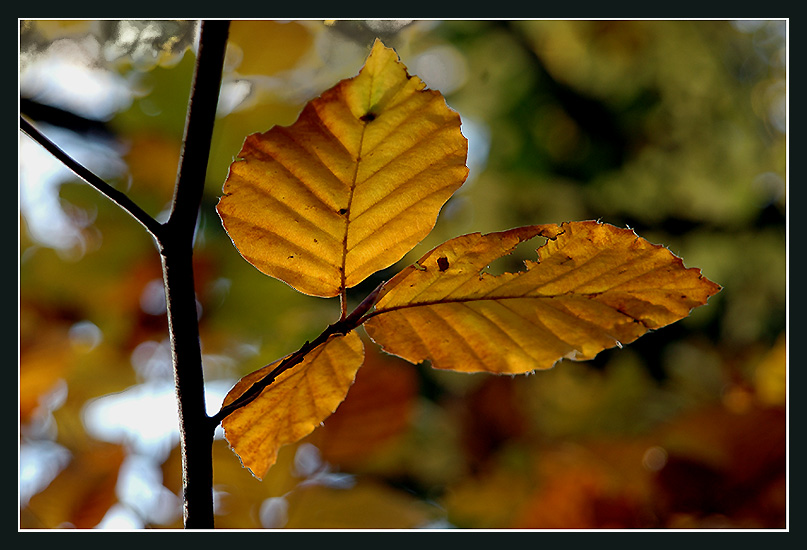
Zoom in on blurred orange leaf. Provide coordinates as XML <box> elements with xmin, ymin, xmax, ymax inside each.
<box><xmin>222</xmin><ymin>332</ymin><xmax>364</xmax><ymax>480</ymax></box>
<box><xmin>283</xmin><ymin>479</ymin><xmax>442</xmax><ymax>529</ymax></box>
<box><xmin>227</xmin><ymin>20</ymin><xmax>313</xmax><ymax>77</ymax></box>
<box><xmin>23</xmin><ymin>443</ymin><xmax>125</xmax><ymax>529</ymax></box>
<box><xmin>365</xmin><ymin>221</ymin><xmax>721</xmax><ymax>374</ymax></box>
<box><xmin>310</xmin><ymin>341</ymin><xmax>419</xmax><ymax>465</ymax></box>
<box><xmin>124</xmin><ymin>133</ymin><xmax>181</xmax><ymax>194</ymax></box>
<box><xmin>512</xmin><ymin>442</ymin><xmax>655</xmax><ymax>529</ymax></box>
<box><xmin>19</xmin><ymin>339</ymin><xmax>69</xmax><ymax>424</ymax></box>
<box><xmin>754</xmin><ymin>332</ymin><xmax>787</xmax><ymax>406</ymax></box>
<box><xmin>217</xmin><ymin>39</ymin><xmax>468</xmax><ymax>297</ymax></box>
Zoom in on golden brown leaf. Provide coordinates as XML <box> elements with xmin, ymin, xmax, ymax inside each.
<box><xmin>365</xmin><ymin>221</ymin><xmax>721</xmax><ymax>374</ymax></box>
<box><xmin>217</xmin><ymin>39</ymin><xmax>468</xmax><ymax>297</ymax></box>
<box><xmin>222</xmin><ymin>332</ymin><xmax>364</xmax><ymax>480</ymax></box>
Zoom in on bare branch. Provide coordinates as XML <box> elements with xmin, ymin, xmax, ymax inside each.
<box><xmin>166</xmin><ymin>19</ymin><xmax>231</xmax><ymax>242</ymax></box>
<box><xmin>160</xmin><ymin>19</ymin><xmax>230</xmax><ymax>530</ymax></box>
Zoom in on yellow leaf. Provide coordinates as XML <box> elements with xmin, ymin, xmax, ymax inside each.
<box><xmin>222</xmin><ymin>332</ymin><xmax>364</xmax><ymax>480</ymax></box>
<box><xmin>217</xmin><ymin>39</ymin><xmax>469</xmax><ymax>297</ymax></box>
<box><xmin>364</xmin><ymin>221</ymin><xmax>721</xmax><ymax>374</ymax></box>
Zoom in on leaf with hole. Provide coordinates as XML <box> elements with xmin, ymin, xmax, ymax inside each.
<box><xmin>364</xmin><ymin>221</ymin><xmax>721</xmax><ymax>374</ymax></box>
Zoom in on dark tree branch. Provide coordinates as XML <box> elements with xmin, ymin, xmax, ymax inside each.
<box><xmin>166</xmin><ymin>19</ymin><xmax>230</xmax><ymax>241</ymax></box>
<box><xmin>19</xmin><ymin>116</ymin><xmax>163</xmax><ymax>240</ymax></box>
<box><xmin>159</xmin><ymin>19</ymin><xmax>230</xmax><ymax>530</ymax></box>
<box><xmin>21</xmin><ymin>19</ymin><xmax>231</xmax><ymax>530</ymax></box>
<box><xmin>20</xmin><ymin>97</ymin><xmax>116</xmax><ymax>139</ymax></box>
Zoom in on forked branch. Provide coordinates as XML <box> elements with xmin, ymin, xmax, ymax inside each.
<box><xmin>20</xmin><ymin>19</ymin><xmax>231</xmax><ymax>530</ymax></box>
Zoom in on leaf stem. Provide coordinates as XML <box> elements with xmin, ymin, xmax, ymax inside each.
<box><xmin>340</xmin><ymin>288</ymin><xmax>348</xmax><ymax>321</ymax></box>
<box><xmin>209</xmin><ymin>330</ymin><xmax>333</xmax><ymax>427</ymax></box>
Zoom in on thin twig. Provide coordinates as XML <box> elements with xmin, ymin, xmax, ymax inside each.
<box><xmin>19</xmin><ymin>116</ymin><xmax>163</xmax><ymax>240</ymax></box>
<box><xmin>209</xmin><ymin>331</ymin><xmax>335</xmax><ymax>427</ymax></box>
<box><xmin>210</xmin><ymin>279</ymin><xmax>387</xmax><ymax>426</ymax></box>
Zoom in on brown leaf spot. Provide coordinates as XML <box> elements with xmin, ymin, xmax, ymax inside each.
<box><xmin>437</xmin><ymin>256</ymin><xmax>450</xmax><ymax>272</ymax></box>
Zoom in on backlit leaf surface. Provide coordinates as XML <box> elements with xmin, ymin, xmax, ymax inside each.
<box><xmin>217</xmin><ymin>39</ymin><xmax>469</xmax><ymax>297</ymax></box>
<box><xmin>365</xmin><ymin>221</ymin><xmax>721</xmax><ymax>374</ymax></box>
<box><xmin>222</xmin><ymin>331</ymin><xmax>364</xmax><ymax>479</ymax></box>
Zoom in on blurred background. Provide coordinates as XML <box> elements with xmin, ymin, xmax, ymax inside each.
<box><xmin>19</xmin><ymin>19</ymin><xmax>787</xmax><ymax>529</ymax></box>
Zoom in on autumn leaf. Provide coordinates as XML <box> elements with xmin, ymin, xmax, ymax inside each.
<box><xmin>364</xmin><ymin>221</ymin><xmax>721</xmax><ymax>374</ymax></box>
<box><xmin>217</xmin><ymin>39</ymin><xmax>469</xmax><ymax>297</ymax></box>
<box><xmin>221</xmin><ymin>331</ymin><xmax>364</xmax><ymax>480</ymax></box>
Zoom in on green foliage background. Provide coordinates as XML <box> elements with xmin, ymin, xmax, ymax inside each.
<box><xmin>19</xmin><ymin>20</ymin><xmax>786</xmax><ymax>529</ymax></box>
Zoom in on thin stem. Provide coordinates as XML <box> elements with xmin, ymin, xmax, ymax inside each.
<box><xmin>19</xmin><ymin>116</ymin><xmax>163</xmax><ymax>240</ymax></box>
<box><xmin>340</xmin><ymin>289</ymin><xmax>348</xmax><ymax>321</ymax></box>
<box><xmin>210</xmin><ymin>329</ymin><xmax>336</xmax><ymax>427</ymax></box>
<box><xmin>211</xmin><ymin>279</ymin><xmax>386</xmax><ymax>426</ymax></box>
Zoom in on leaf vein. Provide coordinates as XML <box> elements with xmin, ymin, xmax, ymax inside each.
<box><xmin>420</xmin><ymin>306</ymin><xmax>489</xmax><ymax>366</ymax></box>
<box><xmin>345</xmin><ymin>185</ymin><xmax>456</xmax><ymax>258</ymax></box>
<box><xmin>356</xmin><ymin>94</ymin><xmax>448</xmax><ymax>181</ymax></box>
<box><xmin>248</xmin><ymin>132</ymin><xmax>347</xmax><ymax>210</ymax></box>
<box><xmin>350</xmin><ymin>146</ymin><xmax>465</xmax><ymax>226</ymax></box>
<box><xmin>221</xmin><ymin>211</ymin><xmax>339</xmax><ymax>271</ymax></box>
<box><xmin>459</xmin><ymin>301</ymin><xmax>536</xmax><ymax>362</ymax></box>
